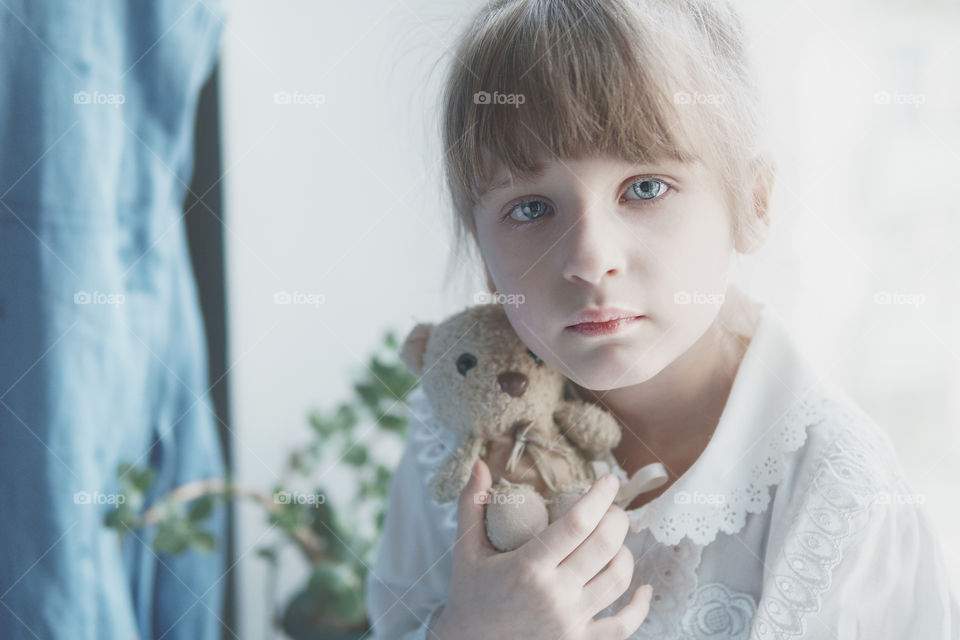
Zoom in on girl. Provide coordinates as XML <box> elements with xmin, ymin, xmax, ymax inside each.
<box><xmin>366</xmin><ymin>0</ymin><xmax>960</xmax><ymax>638</ymax></box>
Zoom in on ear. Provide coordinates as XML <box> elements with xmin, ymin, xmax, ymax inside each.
<box><xmin>400</xmin><ymin>322</ymin><xmax>433</xmax><ymax>375</ymax></box>
<box><xmin>735</xmin><ymin>153</ymin><xmax>777</xmax><ymax>254</ymax></box>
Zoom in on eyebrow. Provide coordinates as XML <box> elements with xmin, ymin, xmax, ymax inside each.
<box><xmin>479</xmin><ymin>159</ymin><xmax>688</xmax><ymax>199</ymax></box>
<box><xmin>480</xmin><ymin>167</ymin><xmax>546</xmax><ymax>198</ymax></box>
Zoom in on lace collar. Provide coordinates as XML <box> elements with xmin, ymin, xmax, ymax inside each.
<box><xmin>610</xmin><ymin>289</ymin><xmax>828</xmax><ymax>547</ymax></box>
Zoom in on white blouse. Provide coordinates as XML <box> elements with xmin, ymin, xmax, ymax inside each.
<box><xmin>364</xmin><ymin>295</ymin><xmax>960</xmax><ymax>639</ymax></box>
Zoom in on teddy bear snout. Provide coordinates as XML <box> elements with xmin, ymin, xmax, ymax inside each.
<box><xmin>497</xmin><ymin>371</ymin><xmax>528</xmax><ymax>397</ymax></box>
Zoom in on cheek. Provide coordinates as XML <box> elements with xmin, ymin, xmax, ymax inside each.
<box><xmin>501</xmin><ymin>307</ymin><xmax>558</xmax><ymax>367</ymax></box>
<box><xmin>656</xmin><ymin>202</ymin><xmax>733</xmax><ymax>292</ymax></box>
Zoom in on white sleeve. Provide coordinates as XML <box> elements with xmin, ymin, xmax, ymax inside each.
<box><xmin>364</xmin><ymin>390</ymin><xmax>459</xmax><ymax>639</ymax></box>
<box><xmin>752</xmin><ymin>425</ymin><xmax>960</xmax><ymax>639</ymax></box>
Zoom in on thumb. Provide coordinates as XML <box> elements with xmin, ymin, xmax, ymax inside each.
<box><xmin>455</xmin><ymin>459</ymin><xmax>497</xmax><ymax>560</ymax></box>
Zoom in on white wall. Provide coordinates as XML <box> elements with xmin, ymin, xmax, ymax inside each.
<box><xmin>220</xmin><ymin>2</ymin><xmax>482</xmax><ymax>637</ymax></box>
<box><xmin>220</xmin><ymin>1</ymin><xmax>960</xmax><ymax>636</ymax></box>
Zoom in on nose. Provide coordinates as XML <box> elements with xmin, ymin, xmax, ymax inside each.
<box><xmin>497</xmin><ymin>371</ymin><xmax>528</xmax><ymax>397</ymax></box>
<box><xmin>561</xmin><ymin>203</ymin><xmax>626</xmax><ymax>284</ymax></box>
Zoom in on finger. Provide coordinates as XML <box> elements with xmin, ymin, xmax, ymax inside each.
<box><xmin>521</xmin><ymin>473</ymin><xmax>620</xmax><ymax>568</ymax></box>
<box><xmin>589</xmin><ymin>584</ymin><xmax>653</xmax><ymax>640</ymax></box>
<box><xmin>581</xmin><ymin>544</ymin><xmax>635</xmax><ymax>617</ymax></box>
<box><xmin>455</xmin><ymin>459</ymin><xmax>496</xmax><ymax>561</ymax></box>
<box><xmin>558</xmin><ymin>503</ymin><xmax>629</xmax><ymax>584</ymax></box>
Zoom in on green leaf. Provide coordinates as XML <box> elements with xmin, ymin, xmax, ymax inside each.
<box><xmin>378</xmin><ymin>413</ymin><xmax>407</xmax><ymax>433</ymax></box>
<box><xmin>153</xmin><ymin>526</ymin><xmax>189</xmax><ymax>555</ymax></box>
<box><xmin>341</xmin><ymin>445</ymin><xmax>368</xmax><ymax>467</ymax></box>
<box><xmin>353</xmin><ymin>382</ymin><xmax>380</xmax><ymax>411</ymax></box>
<box><xmin>335</xmin><ymin>403</ymin><xmax>358</xmax><ymax>431</ymax></box>
<box><xmin>384</xmin><ymin>331</ymin><xmax>398</xmax><ymax>350</ymax></box>
<box><xmin>256</xmin><ymin>547</ymin><xmax>278</xmax><ymax>564</ymax></box>
<box><xmin>190</xmin><ymin>530</ymin><xmax>217</xmax><ymax>553</ymax></box>
<box><xmin>104</xmin><ymin>504</ymin><xmax>136</xmax><ymax>531</ymax></box>
<box><xmin>268</xmin><ymin>501</ymin><xmax>303</xmax><ymax>534</ymax></box>
<box><xmin>308</xmin><ymin>412</ymin><xmax>333</xmax><ymax>437</ymax></box>
<box><xmin>188</xmin><ymin>496</ymin><xmax>215</xmax><ymax>522</ymax></box>
<box><xmin>130</xmin><ymin>467</ymin><xmax>155</xmax><ymax>493</ymax></box>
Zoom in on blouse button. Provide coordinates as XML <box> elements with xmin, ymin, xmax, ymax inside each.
<box><xmin>673</xmin><ymin>546</ymin><xmax>680</xmax><ymax>552</ymax></box>
<box><xmin>664</xmin><ymin>570</ymin><xmax>671</xmax><ymax>576</ymax></box>
<box><xmin>654</xmin><ymin>594</ymin><xmax>661</xmax><ymax>601</ymax></box>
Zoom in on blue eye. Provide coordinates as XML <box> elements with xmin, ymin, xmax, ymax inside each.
<box><xmin>625</xmin><ymin>178</ymin><xmax>669</xmax><ymax>201</ymax></box>
<box><xmin>506</xmin><ymin>199</ymin><xmax>552</xmax><ymax>223</ymax></box>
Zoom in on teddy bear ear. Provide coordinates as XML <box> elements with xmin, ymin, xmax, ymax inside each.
<box><xmin>400</xmin><ymin>322</ymin><xmax>433</xmax><ymax>375</ymax></box>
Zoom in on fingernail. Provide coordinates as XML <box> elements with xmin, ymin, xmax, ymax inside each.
<box><xmin>640</xmin><ymin>584</ymin><xmax>653</xmax><ymax>598</ymax></box>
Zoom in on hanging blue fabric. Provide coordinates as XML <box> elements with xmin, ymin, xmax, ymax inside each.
<box><xmin>0</xmin><ymin>1</ymin><xmax>229</xmax><ymax>638</ymax></box>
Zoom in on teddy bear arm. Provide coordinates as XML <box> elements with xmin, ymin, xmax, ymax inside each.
<box><xmin>554</xmin><ymin>400</ymin><xmax>622</xmax><ymax>456</ymax></box>
<box><xmin>428</xmin><ymin>434</ymin><xmax>484</xmax><ymax>503</ymax></box>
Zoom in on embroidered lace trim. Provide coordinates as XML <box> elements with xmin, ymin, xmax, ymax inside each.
<box><xmin>750</xmin><ymin>397</ymin><xmax>905</xmax><ymax>639</ymax></box>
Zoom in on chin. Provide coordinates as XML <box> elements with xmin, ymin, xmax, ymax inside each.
<box><xmin>557</xmin><ymin>348</ymin><xmax>666</xmax><ymax>391</ymax></box>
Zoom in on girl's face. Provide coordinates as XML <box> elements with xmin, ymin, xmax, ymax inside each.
<box><xmin>473</xmin><ymin>153</ymin><xmax>738</xmax><ymax>391</ymax></box>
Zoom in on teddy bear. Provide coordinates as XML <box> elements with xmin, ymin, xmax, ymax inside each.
<box><xmin>400</xmin><ymin>302</ymin><xmax>668</xmax><ymax>552</ymax></box>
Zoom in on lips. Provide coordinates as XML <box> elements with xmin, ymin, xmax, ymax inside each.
<box><xmin>565</xmin><ymin>316</ymin><xmax>643</xmax><ymax>337</ymax></box>
<box><xmin>565</xmin><ymin>306</ymin><xmax>644</xmax><ymax>328</ymax></box>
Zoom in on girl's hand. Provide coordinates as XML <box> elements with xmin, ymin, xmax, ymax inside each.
<box><xmin>430</xmin><ymin>459</ymin><xmax>653</xmax><ymax>640</ymax></box>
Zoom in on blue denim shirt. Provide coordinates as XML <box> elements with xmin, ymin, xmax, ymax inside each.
<box><xmin>0</xmin><ymin>2</ymin><xmax>228</xmax><ymax>638</ymax></box>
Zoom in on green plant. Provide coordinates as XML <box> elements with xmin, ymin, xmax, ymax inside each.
<box><xmin>105</xmin><ymin>329</ymin><xmax>418</xmax><ymax>639</ymax></box>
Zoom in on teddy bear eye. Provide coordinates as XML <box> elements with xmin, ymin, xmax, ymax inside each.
<box><xmin>456</xmin><ymin>352</ymin><xmax>477</xmax><ymax>375</ymax></box>
<box><xmin>526</xmin><ymin>348</ymin><xmax>544</xmax><ymax>366</ymax></box>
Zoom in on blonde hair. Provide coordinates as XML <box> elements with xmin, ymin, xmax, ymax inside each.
<box><xmin>438</xmin><ymin>0</ymin><xmax>769</xmax><ymax>287</ymax></box>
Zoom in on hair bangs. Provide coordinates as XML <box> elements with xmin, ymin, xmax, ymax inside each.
<box><xmin>449</xmin><ymin>0</ymin><xmax>702</xmax><ymax>204</ymax></box>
